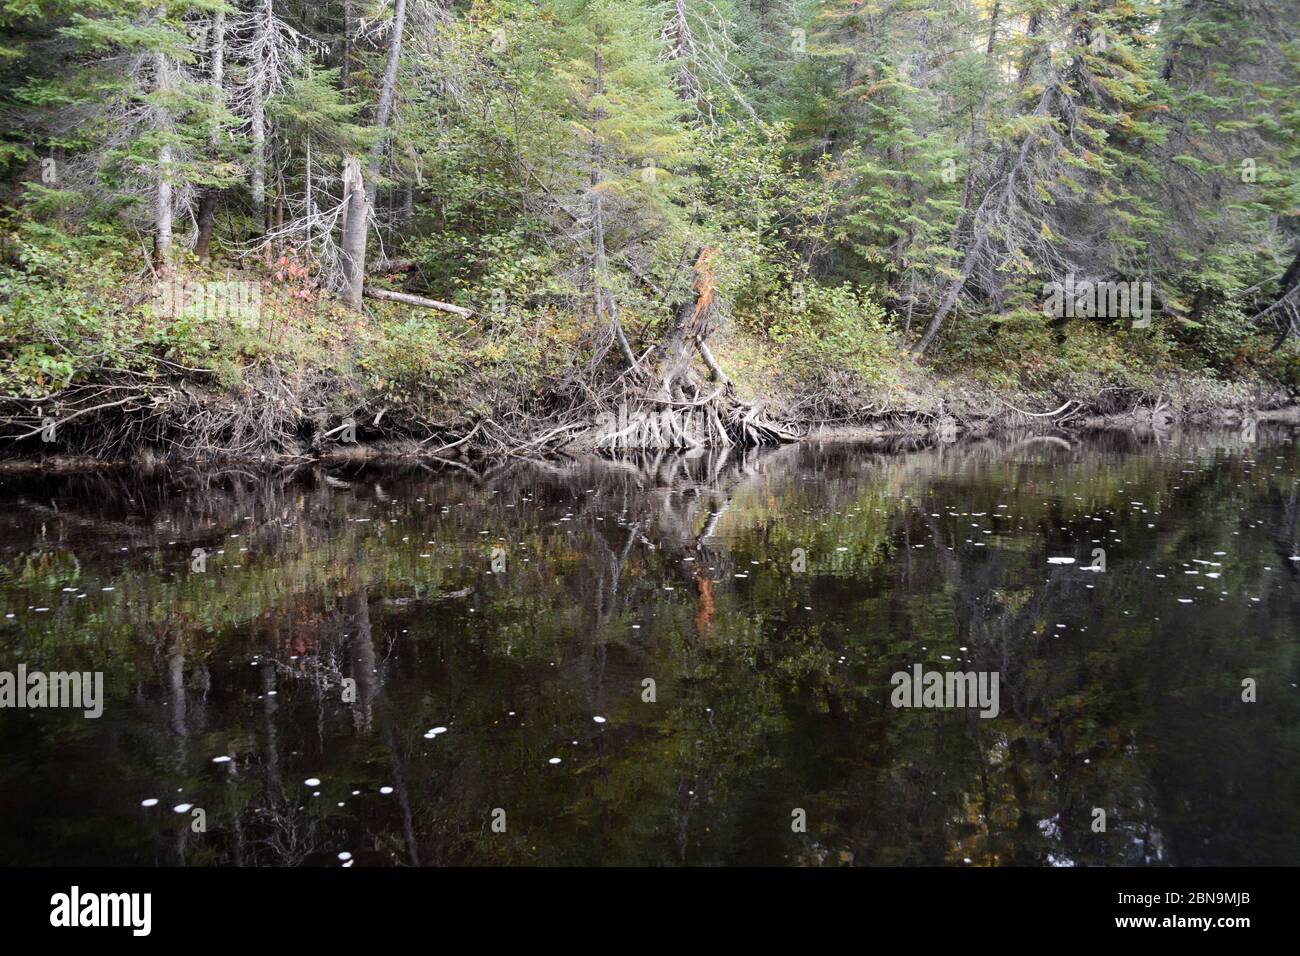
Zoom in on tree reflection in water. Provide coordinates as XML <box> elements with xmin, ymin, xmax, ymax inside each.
<box><xmin>0</xmin><ymin>428</ymin><xmax>1297</xmax><ymax>865</ymax></box>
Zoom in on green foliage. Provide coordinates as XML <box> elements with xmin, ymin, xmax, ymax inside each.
<box><xmin>1</xmin><ymin>0</ymin><xmax>1297</xmax><ymax>423</ymax></box>
<box><xmin>0</xmin><ymin>220</ymin><xmax>136</xmax><ymax>395</ymax></box>
<box><xmin>768</xmin><ymin>283</ymin><xmax>895</xmax><ymax>386</ymax></box>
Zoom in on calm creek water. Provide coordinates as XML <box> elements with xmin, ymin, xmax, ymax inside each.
<box><xmin>1</xmin><ymin>429</ymin><xmax>1298</xmax><ymax>866</ymax></box>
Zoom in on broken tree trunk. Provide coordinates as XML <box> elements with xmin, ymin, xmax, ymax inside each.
<box><xmin>655</xmin><ymin>247</ymin><xmax>721</xmax><ymax>397</ymax></box>
<box><xmin>588</xmin><ymin>246</ymin><xmax>800</xmax><ymax>451</ymax></box>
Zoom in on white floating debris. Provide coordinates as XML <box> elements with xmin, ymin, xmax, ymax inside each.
<box><xmin>304</xmin><ymin>777</ymin><xmax>321</xmax><ymax>787</ymax></box>
<box><xmin>548</xmin><ymin>757</ymin><xmax>562</xmax><ymax>765</ymax></box>
<box><xmin>141</xmin><ymin>798</ymin><xmax>159</xmax><ymax>808</ymax></box>
<box><xmin>173</xmin><ymin>803</ymin><xmax>192</xmax><ymax>813</ymax></box>
<box><xmin>337</xmin><ymin>852</ymin><xmax>353</xmax><ymax>861</ymax></box>
<box><xmin>380</xmin><ymin>786</ymin><xmax>394</xmax><ymax>795</ymax></box>
<box><xmin>1047</xmin><ymin>557</ymin><xmax>1076</xmax><ymax>565</ymax></box>
<box><xmin>212</xmin><ymin>755</ymin><xmax>232</xmax><ymax>764</ymax></box>
<box><xmin>593</xmin><ymin>716</ymin><xmax>606</xmax><ymax>724</ymax></box>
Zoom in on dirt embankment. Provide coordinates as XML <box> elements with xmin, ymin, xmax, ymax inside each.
<box><xmin>1</xmin><ymin>362</ymin><xmax>1294</xmax><ymax>473</ymax></box>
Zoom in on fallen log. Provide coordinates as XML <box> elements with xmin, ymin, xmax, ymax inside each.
<box><xmin>363</xmin><ymin>287</ymin><xmax>474</xmax><ymax>317</ymax></box>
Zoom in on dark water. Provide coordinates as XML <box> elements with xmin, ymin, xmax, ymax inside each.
<box><xmin>1</xmin><ymin>429</ymin><xmax>1297</xmax><ymax>866</ymax></box>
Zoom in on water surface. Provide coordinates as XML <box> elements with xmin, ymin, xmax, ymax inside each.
<box><xmin>1</xmin><ymin>429</ymin><xmax>1297</xmax><ymax>865</ymax></box>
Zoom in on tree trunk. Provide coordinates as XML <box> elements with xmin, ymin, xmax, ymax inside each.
<box><xmin>341</xmin><ymin>0</ymin><xmax>407</xmax><ymax>311</ymax></box>
<box><xmin>339</xmin><ymin>156</ymin><xmax>367</xmax><ymax>309</ymax></box>
<box><xmin>363</xmin><ymin>287</ymin><xmax>473</xmax><ymax>317</ymax></box>
<box><xmin>913</xmin><ymin>21</ymin><xmax>1047</xmax><ymax>355</ymax></box>
<box><xmin>195</xmin><ymin>9</ymin><xmax>225</xmax><ymax>266</ymax></box>
<box><xmin>588</xmin><ymin>32</ymin><xmax>637</xmax><ymax>366</ymax></box>
<box><xmin>250</xmin><ymin>0</ymin><xmax>270</xmax><ymax>231</ymax></box>
<box><xmin>195</xmin><ymin>192</ymin><xmax>217</xmax><ymax>264</ymax></box>
<box><xmin>986</xmin><ymin>1</ymin><xmax>1001</xmax><ymax>54</ymax></box>
<box><xmin>656</xmin><ymin>247</ymin><xmax>720</xmax><ymax>396</ymax></box>
<box><xmin>304</xmin><ymin>134</ymin><xmax>313</xmax><ymax>249</ymax></box>
<box><xmin>154</xmin><ymin>37</ymin><xmax>173</xmax><ymax>271</ymax></box>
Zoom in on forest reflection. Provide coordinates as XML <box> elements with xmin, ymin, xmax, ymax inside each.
<box><xmin>0</xmin><ymin>428</ymin><xmax>1297</xmax><ymax>866</ymax></box>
